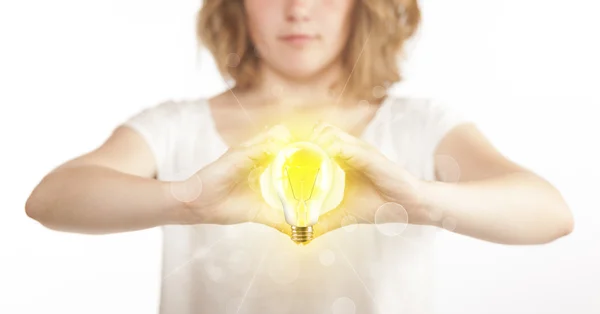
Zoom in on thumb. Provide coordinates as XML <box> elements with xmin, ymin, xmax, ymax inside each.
<box><xmin>225</xmin><ymin>124</ymin><xmax>292</xmax><ymax>175</ymax></box>
<box><xmin>312</xmin><ymin>208</ymin><xmax>350</xmax><ymax>239</ymax></box>
<box><xmin>248</xmin><ymin>202</ymin><xmax>291</xmax><ymax>236</ymax></box>
<box><xmin>325</xmin><ymin>140</ymin><xmax>378</xmax><ymax>173</ymax></box>
<box><xmin>225</xmin><ymin>139</ymin><xmax>283</xmax><ymax>178</ymax></box>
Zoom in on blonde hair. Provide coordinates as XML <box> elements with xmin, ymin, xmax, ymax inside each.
<box><xmin>196</xmin><ymin>0</ymin><xmax>421</xmax><ymax>103</ymax></box>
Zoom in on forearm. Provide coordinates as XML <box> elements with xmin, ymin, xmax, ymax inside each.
<box><xmin>419</xmin><ymin>172</ymin><xmax>574</xmax><ymax>245</ymax></box>
<box><xmin>25</xmin><ymin>165</ymin><xmax>195</xmax><ymax>234</ymax></box>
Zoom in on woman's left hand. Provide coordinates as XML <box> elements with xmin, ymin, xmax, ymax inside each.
<box><xmin>308</xmin><ymin>121</ymin><xmax>431</xmax><ymax>238</ymax></box>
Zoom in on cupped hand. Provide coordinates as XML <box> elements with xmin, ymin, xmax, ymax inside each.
<box><xmin>308</xmin><ymin>121</ymin><xmax>431</xmax><ymax>238</ymax></box>
<box><xmin>173</xmin><ymin>124</ymin><xmax>293</xmax><ymax>234</ymax></box>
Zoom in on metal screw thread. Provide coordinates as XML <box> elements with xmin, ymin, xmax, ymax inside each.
<box><xmin>290</xmin><ymin>226</ymin><xmax>313</xmax><ymax>244</ymax></box>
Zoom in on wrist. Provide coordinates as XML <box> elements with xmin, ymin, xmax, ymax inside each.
<box><xmin>159</xmin><ymin>180</ymin><xmax>203</xmax><ymax>225</ymax></box>
<box><xmin>414</xmin><ymin>179</ymin><xmax>447</xmax><ymax>228</ymax></box>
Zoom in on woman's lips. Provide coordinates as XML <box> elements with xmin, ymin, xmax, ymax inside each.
<box><xmin>279</xmin><ymin>34</ymin><xmax>316</xmax><ymax>47</ymax></box>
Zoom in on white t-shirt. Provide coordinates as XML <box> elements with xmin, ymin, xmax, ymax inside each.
<box><xmin>122</xmin><ymin>95</ymin><xmax>469</xmax><ymax>314</ymax></box>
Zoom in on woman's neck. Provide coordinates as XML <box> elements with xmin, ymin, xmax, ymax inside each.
<box><xmin>237</xmin><ymin>59</ymin><xmax>356</xmax><ymax>108</ymax></box>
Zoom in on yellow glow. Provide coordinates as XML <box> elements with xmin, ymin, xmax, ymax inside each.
<box><xmin>260</xmin><ymin>141</ymin><xmax>346</xmax><ymax>232</ymax></box>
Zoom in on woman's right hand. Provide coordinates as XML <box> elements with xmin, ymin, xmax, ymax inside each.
<box><xmin>171</xmin><ymin>124</ymin><xmax>293</xmax><ymax>234</ymax></box>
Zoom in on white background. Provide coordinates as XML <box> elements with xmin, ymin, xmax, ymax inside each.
<box><xmin>1</xmin><ymin>0</ymin><xmax>599</xmax><ymax>313</ymax></box>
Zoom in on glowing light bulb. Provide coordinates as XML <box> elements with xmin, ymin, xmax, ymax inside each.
<box><xmin>260</xmin><ymin>141</ymin><xmax>345</xmax><ymax>244</ymax></box>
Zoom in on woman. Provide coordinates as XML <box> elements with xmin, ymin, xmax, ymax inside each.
<box><xmin>25</xmin><ymin>0</ymin><xmax>574</xmax><ymax>313</ymax></box>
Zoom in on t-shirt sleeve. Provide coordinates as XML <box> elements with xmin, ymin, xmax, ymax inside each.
<box><xmin>421</xmin><ymin>98</ymin><xmax>472</xmax><ymax>181</ymax></box>
<box><xmin>119</xmin><ymin>99</ymin><xmax>183</xmax><ymax>176</ymax></box>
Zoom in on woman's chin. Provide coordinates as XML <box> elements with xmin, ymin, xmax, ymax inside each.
<box><xmin>278</xmin><ymin>66</ymin><xmax>328</xmax><ymax>81</ymax></box>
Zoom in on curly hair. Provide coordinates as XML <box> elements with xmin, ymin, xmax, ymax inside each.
<box><xmin>196</xmin><ymin>0</ymin><xmax>421</xmax><ymax>103</ymax></box>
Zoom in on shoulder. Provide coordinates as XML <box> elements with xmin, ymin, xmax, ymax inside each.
<box><xmin>123</xmin><ymin>97</ymin><xmax>210</xmax><ymax>125</ymax></box>
<box><xmin>146</xmin><ymin>96</ymin><xmax>209</xmax><ymax>115</ymax></box>
<box><xmin>383</xmin><ymin>95</ymin><xmax>473</xmax><ymax>152</ymax></box>
<box><xmin>385</xmin><ymin>95</ymin><xmax>465</xmax><ymax>118</ymax></box>
<box><xmin>384</xmin><ymin>95</ymin><xmax>470</xmax><ymax>130</ymax></box>
<box><xmin>120</xmin><ymin>96</ymin><xmax>212</xmax><ymax>145</ymax></box>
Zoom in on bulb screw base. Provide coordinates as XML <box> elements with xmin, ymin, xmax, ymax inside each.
<box><xmin>290</xmin><ymin>226</ymin><xmax>313</xmax><ymax>244</ymax></box>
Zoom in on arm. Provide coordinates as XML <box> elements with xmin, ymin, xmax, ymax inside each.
<box><xmin>420</xmin><ymin>123</ymin><xmax>574</xmax><ymax>245</ymax></box>
<box><xmin>25</xmin><ymin>126</ymin><xmax>194</xmax><ymax>234</ymax></box>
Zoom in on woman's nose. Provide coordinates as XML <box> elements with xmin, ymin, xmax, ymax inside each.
<box><xmin>285</xmin><ymin>0</ymin><xmax>314</xmax><ymax>22</ymax></box>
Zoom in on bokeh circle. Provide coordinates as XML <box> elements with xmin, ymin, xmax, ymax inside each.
<box><xmin>374</xmin><ymin>202</ymin><xmax>409</xmax><ymax>236</ymax></box>
<box><xmin>170</xmin><ymin>173</ymin><xmax>203</xmax><ymax>203</ymax></box>
<box><xmin>332</xmin><ymin>297</ymin><xmax>356</xmax><ymax>314</ymax></box>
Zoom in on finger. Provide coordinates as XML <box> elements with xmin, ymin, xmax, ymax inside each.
<box><xmin>309</xmin><ymin>121</ymin><xmax>332</xmax><ymax>142</ymax></box>
<box><xmin>326</xmin><ymin>140</ymin><xmax>376</xmax><ymax>172</ymax></box>
<box><xmin>248</xmin><ymin>202</ymin><xmax>290</xmax><ymax>236</ymax></box>
<box><xmin>227</xmin><ymin>140</ymin><xmax>283</xmax><ymax>176</ymax></box>
<box><xmin>310</xmin><ymin>122</ymin><xmax>357</xmax><ymax>143</ymax></box>
<box><xmin>311</xmin><ymin>120</ymin><xmax>383</xmax><ymax>155</ymax></box>
<box><xmin>314</xmin><ymin>127</ymin><xmax>388</xmax><ymax>172</ymax></box>
<box><xmin>312</xmin><ymin>131</ymin><xmax>336</xmax><ymax>151</ymax></box>
<box><xmin>310</xmin><ymin>125</ymin><xmax>348</xmax><ymax>155</ymax></box>
<box><xmin>313</xmin><ymin>208</ymin><xmax>352</xmax><ymax>238</ymax></box>
<box><xmin>309</xmin><ymin>120</ymin><xmax>324</xmax><ymax>141</ymax></box>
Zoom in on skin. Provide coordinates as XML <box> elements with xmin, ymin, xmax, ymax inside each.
<box><xmin>244</xmin><ymin>0</ymin><xmax>354</xmax><ymax>84</ymax></box>
<box><xmin>25</xmin><ymin>0</ymin><xmax>574</xmax><ymax>244</ymax></box>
